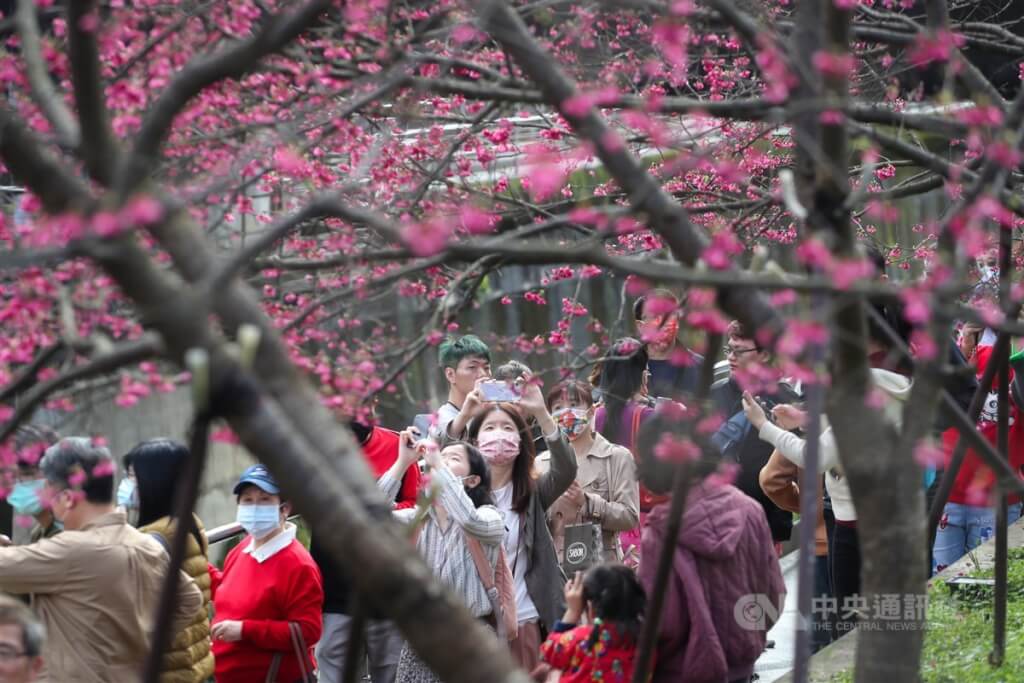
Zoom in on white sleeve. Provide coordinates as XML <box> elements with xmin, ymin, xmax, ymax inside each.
<box><xmin>758</xmin><ymin>422</ymin><xmax>839</xmax><ymax>473</ymax></box>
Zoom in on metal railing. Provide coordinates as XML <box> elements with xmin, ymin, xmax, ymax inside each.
<box><xmin>206</xmin><ymin>515</ymin><xmax>301</xmax><ymax>545</ymax></box>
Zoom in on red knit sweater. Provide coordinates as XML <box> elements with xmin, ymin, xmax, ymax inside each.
<box><xmin>211</xmin><ymin>536</ymin><xmax>324</xmax><ymax>683</ymax></box>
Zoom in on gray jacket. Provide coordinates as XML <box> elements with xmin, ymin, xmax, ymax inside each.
<box><xmin>523</xmin><ymin>433</ymin><xmax>577</xmax><ymax>630</ymax></box>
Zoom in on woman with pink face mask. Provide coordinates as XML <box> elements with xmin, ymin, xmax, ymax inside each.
<box><xmin>466</xmin><ymin>380</ymin><xmax>576</xmax><ymax>674</ymax></box>
<box><xmin>537</xmin><ymin>380</ymin><xmax>639</xmax><ymax>566</ymax></box>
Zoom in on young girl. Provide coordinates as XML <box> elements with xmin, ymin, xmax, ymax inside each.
<box><xmin>382</xmin><ymin>434</ymin><xmax>506</xmax><ymax>683</ymax></box>
<box><xmin>538</xmin><ymin>564</ymin><xmax>646</xmax><ymax>683</ymax></box>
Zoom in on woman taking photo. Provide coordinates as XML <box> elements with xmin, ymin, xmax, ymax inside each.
<box><xmin>538</xmin><ymin>380</ymin><xmax>639</xmax><ymax>564</ymax></box>
<box><xmin>466</xmin><ymin>378</ymin><xmax>576</xmax><ymax>672</ymax></box>
<box><xmin>131</xmin><ymin>439</ymin><xmax>214</xmax><ymax>683</ymax></box>
<box><xmin>382</xmin><ymin>435</ymin><xmax>507</xmax><ymax>683</ymax></box>
<box><xmin>210</xmin><ymin>465</ymin><xmax>323</xmax><ymax>683</ymax></box>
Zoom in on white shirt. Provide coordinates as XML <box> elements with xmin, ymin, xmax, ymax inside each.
<box><xmin>381</xmin><ymin>469</ymin><xmax>504</xmax><ymax>617</ymax></box>
<box><xmin>493</xmin><ymin>483</ymin><xmax>540</xmax><ymax>624</ymax></box>
<box><xmin>433</xmin><ymin>402</ymin><xmax>461</xmax><ymax>440</ymax></box>
<box><xmin>242</xmin><ymin>522</ymin><xmax>297</xmax><ymax>563</ymax></box>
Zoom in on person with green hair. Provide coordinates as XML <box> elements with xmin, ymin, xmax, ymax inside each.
<box><xmin>434</xmin><ymin>335</ymin><xmax>492</xmax><ymax>439</ymax></box>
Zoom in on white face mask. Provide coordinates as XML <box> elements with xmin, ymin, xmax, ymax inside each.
<box><xmin>237</xmin><ymin>504</ymin><xmax>281</xmax><ymax>540</ymax></box>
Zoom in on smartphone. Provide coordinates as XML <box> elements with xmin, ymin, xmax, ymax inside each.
<box><xmin>480</xmin><ymin>380</ymin><xmax>520</xmax><ymax>402</ymax></box>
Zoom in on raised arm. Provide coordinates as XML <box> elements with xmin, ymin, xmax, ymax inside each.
<box><xmin>515</xmin><ymin>378</ymin><xmax>577</xmax><ymax>509</ymax></box>
<box><xmin>432</xmin><ymin>467</ymin><xmax>505</xmax><ymax>544</ymax></box>
<box><xmin>379</xmin><ymin>428</ymin><xmax>423</xmax><ymax>500</ymax></box>
<box><xmin>0</xmin><ymin>537</ymin><xmax>71</xmax><ymax>594</ymax></box>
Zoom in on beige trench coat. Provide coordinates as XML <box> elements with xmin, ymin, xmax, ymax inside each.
<box><xmin>536</xmin><ymin>432</ymin><xmax>640</xmax><ymax>563</ymax></box>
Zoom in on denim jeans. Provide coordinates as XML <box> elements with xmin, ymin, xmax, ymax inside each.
<box><xmin>932</xmin><ymin>502</ymin><xmax>1023</xmax><ymax>573</ymax></box>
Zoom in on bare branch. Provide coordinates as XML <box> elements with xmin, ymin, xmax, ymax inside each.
<box><xmin>477</xmin><ymin>0</ymin><xmax>784</xmax><ymax>343</ymax></box>
<box><xmin>0</xmin><ymin>245</ymin><xmax>78</xmax><ymax>271</ymax></box>
<box><xmin>16</xmin><ymin>0</ymin><xmax>79</xmax><ymax>147</ymax></box>
<box><xmin>0</xmin><ymin>341</ymin><xmax>65</xmax><ymax>405</ymax></box>
<box><xmin>0</xmin><ymin>105</ymin><xmax>93</xmax><ymax>212</ymax></box>
<box><xmin>66</xmin><ymin>0</ymin><xmax>120</xmax><ymax>183</ymax></box>
<box><xmin>0</xmin><ymin>333</ymin><xmax>163</xmax><ymax>445</ymax></box>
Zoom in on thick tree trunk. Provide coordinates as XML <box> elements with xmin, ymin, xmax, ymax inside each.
<box><xmin>798</xmin><ymin>0</ymin><xmax>937</xmax><ymax>680</ymax></box>
<box><xmin>0</xmin><ymin>110</ymin><xmax>527</xmax><ymax>683</ymax></box>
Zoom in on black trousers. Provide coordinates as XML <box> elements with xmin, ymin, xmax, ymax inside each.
<box><xmin>828</xmin><ymin>521</ymin><xmax>861</xmax><ymax>634</ymax></box>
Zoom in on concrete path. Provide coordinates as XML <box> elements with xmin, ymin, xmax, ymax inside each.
<box><xmin>755</xmin><ymin>551</ymin><xmax>800</xmax><ymax>682</ymax></box>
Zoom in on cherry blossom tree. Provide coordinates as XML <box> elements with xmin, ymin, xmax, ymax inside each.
<box><xmin>1</xmin><ymin>1</ymin><xmax>1024</xmax><ymax>681</ymax></box>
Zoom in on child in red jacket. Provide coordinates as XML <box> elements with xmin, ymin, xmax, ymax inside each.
<box><xmin>538</xmin><ymin>564</ymin><xmax>646</xmax><ymax>683</ymax></box>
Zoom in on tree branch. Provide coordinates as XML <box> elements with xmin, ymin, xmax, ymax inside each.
<box><xmin>0</xmin><ymin>341</ymin><xmax>65</xmax><ymax>405</ymax></box>
<box><xmin>0</xmin><ymin>333</ymin><xmax>163</xmax><ymax>445</ymax></box>
<box><xmin>65</xmin><ymin>0</ymin><xmax>119</xmax><ymax>183</ymax></box>
<box><xmin>16</xmin><ymin>0</ymin><xmax>79</xmax><ymax>148</ymax></box>
<box><xmin>477</xmin><ymin>0</ymin><xmax>783</xmax><ymax>343</ymax></box>
<box><xmin>119</xmin><ymin>0</ymin><xmax>332</xmax><ymax>194</ymax></box>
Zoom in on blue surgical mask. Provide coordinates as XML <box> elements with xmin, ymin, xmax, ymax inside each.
<box><xmin>237</xmin><ymin>504</ymin><xmax>281</xmax><ymax>540</ymax></box>
<box><xmin>117</xmin><ymin>478</ymin><xmax>138</xmax><ymax>509</ymax></box>
<box><xmin>7</xmin><ymin>479</ymin><xmax>45</xmax><ymax>516</ymax></box>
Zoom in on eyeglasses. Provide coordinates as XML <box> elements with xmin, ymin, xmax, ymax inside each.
<box><xmin>723</xmin><ymin>345</ymin><xmax>759</xmax><ymax>358</ymax></box>
<box><xmin>0</xmin><ymin>647</ymin><xmax>28</xmax><ymax>661</ymax></box>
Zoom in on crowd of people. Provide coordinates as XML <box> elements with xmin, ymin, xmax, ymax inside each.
<box><xmin>0</xmin><ymin>285</ymin><xmax>1017</xmax><ymax>683</ymax></box>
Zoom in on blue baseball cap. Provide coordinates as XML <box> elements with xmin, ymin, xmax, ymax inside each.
<box><xmin>233</xmin><ymin>464</ymin><xmax>280</xmax><ymax>496</ymax></box>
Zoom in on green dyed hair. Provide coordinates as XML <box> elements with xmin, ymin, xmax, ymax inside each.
<box><xmin>439</xmin><ymin>335</ymin><xmax>491</xmax><ymax>370</ymax></box>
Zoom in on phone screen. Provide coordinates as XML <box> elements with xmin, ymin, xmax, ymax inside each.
<box><xmin>480</xmin><ymin>381</ymin><xmax>520</xmax><ymax>402</ymax></box>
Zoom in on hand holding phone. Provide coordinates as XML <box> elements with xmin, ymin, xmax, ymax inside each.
<box><xmin>479</xmin><ymin>380</ymin><xmax>520</xmax><ymax>403</ymax></box>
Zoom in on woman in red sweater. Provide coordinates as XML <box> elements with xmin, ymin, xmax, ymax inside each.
<box><xmin>210</xmin><ymin>465</ymin><xmax>324</xmax><ymax>683</ymax></box>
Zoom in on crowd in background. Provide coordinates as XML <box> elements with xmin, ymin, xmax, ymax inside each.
<box><xmin>0</xmin><ymin>280</ymin><xmax>1018</xmax><ymax>683</ymax></box>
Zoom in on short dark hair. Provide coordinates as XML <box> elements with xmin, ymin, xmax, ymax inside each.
<box><xmin>14</xmin><ymin>424</ymin><xmax>58</xmax><ymax>472</ymax></box>
<box><xmin>0</xmin><ymin>594</ymin><xmax>45</xmax><ymax>657</ymax></box>
<box><xmin>726</xmin><ymin>320</ymin><xmax>763</xmax><ymax>351</ymax></box>
<box><xmin>634</xmin><ymin>413</ymin><xmax>718</xmax><ymax>496</ymax></box>
<box><xmin>40</xmin><ymin>437</ymin><xmax>115</xmax><ymax>504</ymax></box>
<box><xmin>439</xmin><ymin>335</ymin><xmax>491</xmax><ymax>370</ymax></box>
<box><xmin>633</xmin><ymin>288</ymin><xmax>683</xmax><ymax>322</ymax></box>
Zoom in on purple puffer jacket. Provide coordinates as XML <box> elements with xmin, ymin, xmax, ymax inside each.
<box><xmin>639</xmin><ymin>481</ymin><xmax>786</xmax><ymax>683</ymax></box>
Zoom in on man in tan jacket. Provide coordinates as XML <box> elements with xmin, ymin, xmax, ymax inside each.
<box><xmin>0</xmin><ymin>437</ymin><xmax>203</xmax><ymax>683</ymax></box>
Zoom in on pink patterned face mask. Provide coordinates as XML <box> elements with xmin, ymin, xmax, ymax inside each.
<box><xmin>476</xmin><ymin>430</ymin><xmax>521</xmax><ymax>466</ymax></box>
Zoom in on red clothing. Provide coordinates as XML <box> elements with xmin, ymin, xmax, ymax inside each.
<box><xmin>540</xmin><ymin>622</ymin><xmax>640</xmax><ymax>683</ymax></box>
<box><xmin>211</xmin><ymin>537</ymin><xmax>324</xmax><ymax>683</ymax></box>
<box><xmin>943</xmin><ymin>345</ymin><xmax>1024</xmax><ymax>505</ymax></box>
<box><xmin>365</xmin><ymin>427</ymin><xmax>420</xmax><ymax>509</ymax></box>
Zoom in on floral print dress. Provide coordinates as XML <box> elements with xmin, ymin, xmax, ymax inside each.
<box><xmin>539</xmin><ymin>620</ymin><xmax>642</xmax><ymax>683</ymax></box>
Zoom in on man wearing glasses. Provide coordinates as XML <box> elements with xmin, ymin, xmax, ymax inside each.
<box><xmin>0</xmin><ymin>595</ymin><xmax>43</xmax><ymax>683</ymax></box>
<box><xmin>711</xmin><ymin>321</ymin><xmax>802</xmax><ymax>553</ymax></box>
